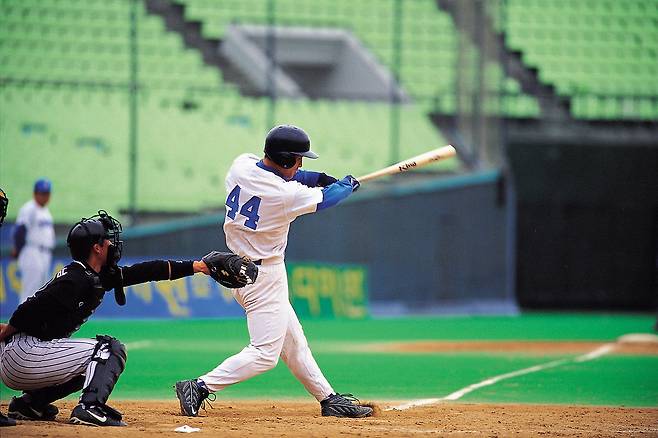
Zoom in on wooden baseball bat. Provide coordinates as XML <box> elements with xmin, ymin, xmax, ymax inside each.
<box><xmin>356</xmin><ymin>145</ymin><xmax>456</xmax><ymax>183</ymax></box>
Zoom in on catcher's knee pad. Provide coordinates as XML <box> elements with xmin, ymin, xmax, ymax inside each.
<box><xmin>80</xmin><ymin>335</ymin><xmax>127</xmax><ymax>407</ymax></box>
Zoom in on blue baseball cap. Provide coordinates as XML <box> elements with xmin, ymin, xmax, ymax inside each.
<box><xmin>34</xmin><ymin>178</ymin><xmax>52</xmax><ymax>193</ymax></box>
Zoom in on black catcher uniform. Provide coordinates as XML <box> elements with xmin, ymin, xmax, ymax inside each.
<box><xmin>0</xmin><ymin>211</ymin><xmax>201</xmax><ymax>426</ymax></box>
<box><xmin>0</xmin><ymin>188</ymin><xmax>15</xmax><ymax>427</ymax></box>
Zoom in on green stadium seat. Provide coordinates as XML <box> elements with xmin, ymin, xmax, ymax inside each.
<box><xmin>495</xmin><ymin>0</ymin><xmax>658</xmax><ymax>120</ymax></box>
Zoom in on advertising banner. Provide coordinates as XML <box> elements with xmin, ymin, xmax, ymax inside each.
<box><xmin>0</xmin><ymin>258</ymin><xmax>368</xmax><ymax>320</ymax></box>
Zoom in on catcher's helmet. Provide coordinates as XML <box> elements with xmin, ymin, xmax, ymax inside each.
<box><xmin>0</xmin><ymin>188</ymin><xmax>8</xmax><ymax>227</ymax></box>
<box><xmin>67</xmin><ymin>210</ymin><xmax>123</xmax><ymax>263</ymax></box>
<box><xmin>264</xmin><ymin>125</ymin><xmax>318</xmax><ymax>169</ymax></box>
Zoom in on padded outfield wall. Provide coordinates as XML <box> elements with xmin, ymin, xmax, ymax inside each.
<box><xmin>509</xmin><ymin>143</ymin><xmax>658</xmax><ymax>310</ymax></box>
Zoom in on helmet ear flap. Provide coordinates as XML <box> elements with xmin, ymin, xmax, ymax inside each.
<box><xmin>264</xmin><ymin>150</ymin><xmax>297</xmax><ymax>169</ymax></box>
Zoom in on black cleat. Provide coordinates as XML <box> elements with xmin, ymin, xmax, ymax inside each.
<box><xmin>175</xmin><ymin>379</ymin><xmax>214</xmax><ymax>417</ymax></box>
<box><xmin>321</xmin><ymin>393</ymin><xmax>373</xmax><ymax>418</ymax></box>
<box><xmin>69</xmin><ymin>403</ymin><xmax>126</xmax><ymax>427</ymax></box>
<box><xmin>0</xmin><ymin>412</ymin><xmax>16</xmax><ymax>427</ymax></box>
<box><xmin>8</xmin><ymin>396</ymin><xmax>58</xmax><ymax>421</ymax></box>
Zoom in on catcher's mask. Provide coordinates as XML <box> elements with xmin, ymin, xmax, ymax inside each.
<box><xmin>67</xmin><ymin>210</ymin><xmax>123</xmax><ymax>264</ymax></box>
<box><xmin>0</xmin><ymin>188</ymin><xmax>8</xmax><ymax>227</ymax></box>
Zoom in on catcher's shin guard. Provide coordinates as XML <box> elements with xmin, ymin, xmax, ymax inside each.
<box><xmin>321</xmin><ymin>393</ymin><xmax>373</xmax><ymax>418</ymax></box>
<box><xmin>80</xmin><ymin>335</ymin><xmax>127</xmax><ymax>407</ymax></box>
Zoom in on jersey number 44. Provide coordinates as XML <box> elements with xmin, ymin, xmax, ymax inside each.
<box><xmin>226</xmin><ymin>185</ymin><xmax>262</xmax><ymax>230</ymax></box>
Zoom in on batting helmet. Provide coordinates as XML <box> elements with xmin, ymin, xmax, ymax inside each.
<box><xmin>264</xmin><ymin>125</ymin><xmax>318</xmax><ymax>169</ymax></box>
<box><xmin>0</xmin><ymin>188</ymin><xmax>8</xmax><ymax>227</ymax></box>
<box><xmin>67</xmin><ymin>210</ymin><xmax>123</xmax><ymax>263</ymax></box>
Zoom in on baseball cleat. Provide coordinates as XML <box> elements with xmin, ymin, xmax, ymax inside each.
<box><xmin>175</xmin><ymin>379</ymin><xmax>214</xmax><ymax>417</ymax></box>
<box><xmin>69</xmin><ymin>403</ymin><xmax>126</xmax><ymax>427</ymax></box>
<box><xmin>320</xmin><ymin>393</ymin><xmax>373</xmax><ymax>418</ymax></box>
<box><xmin>8</xmin><ymin>395</ymin><xmax>58</xmax><ymax>421</ymax></box>
<box><xmin>0</xmin><ymin>412</ymin><xmax>16</xmax><ymax>427</ymax></box>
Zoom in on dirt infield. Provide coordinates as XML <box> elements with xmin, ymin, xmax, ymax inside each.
<box><xmin>2</xmin><ymin>400</ymin><xmax>657</xmax><ymax>437</ymax></box>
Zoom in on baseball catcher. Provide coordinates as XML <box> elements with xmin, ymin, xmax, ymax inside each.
<box><xmin>0</xmin><ymin>210</ymin><xmax>254</xmax><ymax>426</ymax></box>
<box><xmin>0</xmin><ymin>188</ymin><xmax>15</xmax><ymax>428</ymax></box>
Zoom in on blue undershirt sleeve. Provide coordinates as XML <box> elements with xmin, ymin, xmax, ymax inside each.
<box><xmin>317</xmin><ymin>178</ymin><xmax>353</xmax><ymax>211</ymax></box>
<box><xmin>13</xmin><ymin>224</ymin><xmax>27</xmax><ymax>254</ymax></box>
<box><xmin>292</xmin><ymin>170</ymin><xmax>321</xmax><ymax>187</ymax></box>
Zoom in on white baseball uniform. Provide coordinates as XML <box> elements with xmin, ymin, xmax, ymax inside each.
<box><xmin>199</xmin><ymin>153</ymin><xmax>336</xmax><ymax>401</ymax></box>
<box><xmin>15</xmin><ymin>199</ymin><xmax>55</xmax><ymax>303</ymax></box>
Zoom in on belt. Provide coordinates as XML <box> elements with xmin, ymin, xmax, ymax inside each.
<box><xmin>251</xmin><ymin>257</ymin><xmax>283</xmax><ymax>266</ymax></box>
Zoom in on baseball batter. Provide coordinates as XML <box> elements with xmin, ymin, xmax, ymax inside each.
<box><xmin>13</xmin><ymin>179</ymin><xmax>55</xmax><ymax>304</ymax></box>
<box><xmin>175</xmin><ymin>125</ymin><xmax>373</xmax><ymax>418</ymax></box>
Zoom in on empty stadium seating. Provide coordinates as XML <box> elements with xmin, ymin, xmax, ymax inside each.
<box><xmin>0</xmin><ymin>84</ymin><xmax>452</xmax><ymax>219</ymax></box>
<box><xmin>2</xmin><ymin>0</ymin><xmax>656</xmax><ymax>221</ymax></box>
<box><xmin>493</xmin><ymin>0</ymin><xmax>658</xmax><ymax>120</ymax></box>
<box><xmin>0</xmin><ymin>0</ymin><xmax>453</xmax><ymax>220</ymax></box>
<box><xmin>175</xmin><ymin>0</ymin><xmax>539</xmax><ymax>117</ymax></box>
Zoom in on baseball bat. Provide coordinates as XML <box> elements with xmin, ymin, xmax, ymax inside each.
<box><xmin>356</xmin><ymin>145</ymin><xmax>456</xmax><ymax>183</ymax></box>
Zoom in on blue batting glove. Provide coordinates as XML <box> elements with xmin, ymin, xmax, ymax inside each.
<box><xmin>344</xmin><ymin>175</ymin><xmax>360</xmax><ymax>192</ymax></box>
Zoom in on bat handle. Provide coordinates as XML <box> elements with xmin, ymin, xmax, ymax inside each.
<box><xmin>355</xmin><ymin>174</ymin><xmax>375</xmax><ymax>183</ymax></box>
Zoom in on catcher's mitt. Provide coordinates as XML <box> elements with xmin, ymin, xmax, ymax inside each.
<box><xmin>202</xmin><ymin>251</ymin><xmax>258</xmax><ymax>288</ymax></box>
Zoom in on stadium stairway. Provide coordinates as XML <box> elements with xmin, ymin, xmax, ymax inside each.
<box><xmin>436</xmin><ymin>0</ymin><xmax>571</xmax><ymax>120</ymax></box>
<box><xmin>144</xmin><ymin>0</ymin><xmax>253</xmax><ymax>95</ymax></box>
<box><xmin>432</xmin><ymin>0</ymin><xmax>657</xmax><ymax>148</ymax></box>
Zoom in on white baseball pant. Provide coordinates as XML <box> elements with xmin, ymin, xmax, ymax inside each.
<box><xmin>18</xmin><ymin>246</ymin><xmax>52</xmax><ymax>304</ymax></box>
<box><xmin>199</xmin><ymin>262</ymin><xmax>334</xmax><ymax>401</ymax></box>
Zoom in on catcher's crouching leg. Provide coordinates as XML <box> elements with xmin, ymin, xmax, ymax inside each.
<box><xmin>9</xmin><ymin>375</ymin><xmax>85</xmax><ymax>421</ymax></box>
<box><xmin>70</xmin><ymin>335</ymin><xmax>127</xmax><ymax>427</ymax></box>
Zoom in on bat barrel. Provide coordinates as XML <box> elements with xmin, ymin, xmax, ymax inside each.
<box><xmin>357</xmin><ymin>145</ymin><xmax>455</xmax><ymax>183</ymax></box>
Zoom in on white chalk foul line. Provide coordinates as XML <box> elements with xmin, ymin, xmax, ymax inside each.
<box><xmin>124</xmin><ymin>340</ymin><xmax>154</xmax><ymax>351</ymax></box>
<box><xmin>388</xmin><ymin>342</ymin><xmax>616</xmax><ymax>411</ymax></box>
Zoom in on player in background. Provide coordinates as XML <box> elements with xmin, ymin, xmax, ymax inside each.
<box><xmin>0</xmin><ymin>210</ymin><xmax>213</xmax><ymax>427</ymax></box>
<box><xmin>175</xmin><ymin>125</ymin><xmax>373</xmax><ymax>418</ymax></box>
<box><xmin>12</xmin><ymin>178</ymin><xmax>55</xmax><ymax>304</ymax></box>
<box><xmin>0</xmin><ymin>188</ymin><xmax>16</xmax><ymax>427</ymax></box>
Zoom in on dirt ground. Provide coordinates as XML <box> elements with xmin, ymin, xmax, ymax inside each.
<box><xmin>3</xmin><ymin>339</ymin><xmax>657</xmax><ymax>436</ymax></box>
<box><xmin>1</xmin><ymin>400</ymin><xmax>657</xmax><ymax>437</ymax></box>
